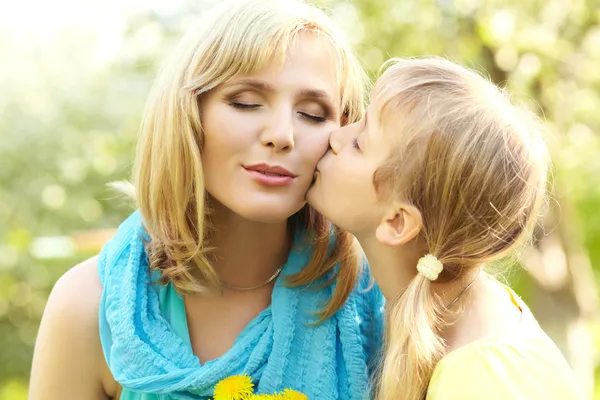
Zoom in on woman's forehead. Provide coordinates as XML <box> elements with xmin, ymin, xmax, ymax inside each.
<box><xmin>221</xmin><ymin>34</ymin><xmax>342</xmax><ymax>94</ymax></box>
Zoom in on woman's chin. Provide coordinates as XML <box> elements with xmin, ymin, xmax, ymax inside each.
<box><xmin>233</xmin><ymin>199</ymin><xmax>306</xmax><ymax>224</ymax></box>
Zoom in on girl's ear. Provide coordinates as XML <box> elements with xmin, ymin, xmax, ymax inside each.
<box><xmin>375</xmin><ymin>203</ymin><xmax>423</xmax><ymax>247</ymax></box>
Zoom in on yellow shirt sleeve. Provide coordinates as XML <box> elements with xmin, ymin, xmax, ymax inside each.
<box><xmin>426</xmin><ymin>335</ymin><xmax>583</xmax><ymax>400</ymax></box>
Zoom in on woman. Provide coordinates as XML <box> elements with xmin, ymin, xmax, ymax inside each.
<box><xmin>29</xmin><ymin>1</ymin><xmax>384</xmax><ymax>399</ymax></box>
<box><xmin>308</xmin><ymin>57</ymin><xmax>582</xmax><ymax>399</ymax></box>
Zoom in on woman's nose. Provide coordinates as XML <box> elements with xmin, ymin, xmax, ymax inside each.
<box><xmin>260</xmin><ymin>113</ymin><xmax>294</xmax><ymax>152</ymax></box>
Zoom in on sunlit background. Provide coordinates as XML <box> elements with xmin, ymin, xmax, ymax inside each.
<box><xmin>1</xmin><ymin>0</ymin><xmax>600</xmax><ymax>398</ymax></box>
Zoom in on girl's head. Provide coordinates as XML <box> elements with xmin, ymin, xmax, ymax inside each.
<box><xmin>134</xmin><ymin>0</ymin><xmax>367</xmax><ymax>317</ymax></box>
<box><xmin>310</xmin><ymin>56</ymin><xmax>548</xmax><ymax>264</ymax></box>
<box><xmin>308</xmin><ymin>57</ymin><xmax>549</xmax><ymax>399</ymax></box>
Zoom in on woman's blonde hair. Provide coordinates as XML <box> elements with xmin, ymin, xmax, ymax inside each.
<box><xmin>371</xmin><ymin>58</ymin><xmax>550</xmax><ymax>400</ymax></box>
<box><xmin>132</xmin><ymin>0</ymin><xmax>367</xmax><ymax>321</ymax></box>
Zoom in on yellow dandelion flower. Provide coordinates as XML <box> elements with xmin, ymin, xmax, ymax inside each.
<box><xmin>213</xmin><ymin>375</ymin><xmax>254</xmax><ymax>400</ymax></box>
<box><xmin>247</xmin><ymin>394</ymin><xmax>279</xmax><ymax>400</ymax></box>
<box><xmin>280</xmin><ymin>389</ymin><xmax>308</xmax><ymax>400</ymax></box>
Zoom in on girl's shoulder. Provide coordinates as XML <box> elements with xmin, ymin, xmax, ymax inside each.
<box><xmin>427</xmin><ymin>294</ymin><xmax>583</xmax><ymax>400</ymax></box>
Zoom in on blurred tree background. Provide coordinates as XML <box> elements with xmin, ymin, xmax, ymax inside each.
<box><xmin>1</xmin><ymin>0</ymin><xmax>599</xmax><ymax>398</ymax></box>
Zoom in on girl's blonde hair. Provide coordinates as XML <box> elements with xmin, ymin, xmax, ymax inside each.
<box><xmin>372</xmin><ymin>58</ymin><xmax>549</xmax><ymax>400</ymax></box>
<box><xmin>133</xmin><ymin>0</ymin><xmax>367</xmax><ymax>321</ymax></box>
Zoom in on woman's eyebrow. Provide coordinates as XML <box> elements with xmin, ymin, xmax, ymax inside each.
<box><xmin>224</xmin><ymin>79</ymin><xmax>275</xmax><ymax>93</ymax></box>
<box><xmin>300</xmin><ymin>88</ymin><xmax>333</xmax><ymax>101</ymax></box>
<box><xmin>224</xmin><ymin>81</ymin><xmax>334</xmax><ymax>104</ymax></box>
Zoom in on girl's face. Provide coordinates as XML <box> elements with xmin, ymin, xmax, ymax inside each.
<box><xmin>307</xmin><ymin>103</ymin><xmax>397</xmax><ymax>236</ymax></box>
<box><xmin>200</xmin><ymin>32</ymin><xmax>341</xmax><ymax>223</ymax></box>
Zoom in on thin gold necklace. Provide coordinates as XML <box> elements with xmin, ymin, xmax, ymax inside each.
<box><xmin>220</xmin><ymin>265</ymin><xmax>284</xmax><ymax>291</ymax></box>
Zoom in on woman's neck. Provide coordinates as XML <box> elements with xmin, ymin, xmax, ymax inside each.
<box><xmin>207</xmin><ymin>200</ymin><xmax>293</xmax><ymax>289</ymax></box>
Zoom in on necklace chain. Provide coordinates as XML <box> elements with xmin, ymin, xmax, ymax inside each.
<box><xmin>219</xmin><ymin>266</ymin><xmax>480</xmax><ymax>295</ymax></box>
<box><xmin>393</xmin><ymin>268</ymin><xmax>481</xmax><ymax>306</ymax></box>
<box><xmin>445</xmin><ymin>268</ymin><xmax>481</xmax><ymax>309</ymax></box>
<box><xmin>220</xmin><ymin>265</ymin><xmax>283</xmax><ymax>291</ymax></box>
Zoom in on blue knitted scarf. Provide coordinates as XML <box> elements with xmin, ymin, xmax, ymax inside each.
<box><xmin>98</xmin><ymin>211</ymin><xmax>383</xmax><ymax>399</ymax></box>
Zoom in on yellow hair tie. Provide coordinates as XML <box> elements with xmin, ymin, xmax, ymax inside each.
<box><xmin>416</xmin><ymin>254</ymin><xmax>443</xmax><ymax>281</ymax></box>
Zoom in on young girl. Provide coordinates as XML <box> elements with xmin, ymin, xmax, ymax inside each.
<box><xmin>308</xmin><ymin>57</ymin><xmax>582</xmax><ymax>399</ymax></box>
<box><xmin>29</xmin><ymin>1</ymin><xmax>383</xmax><ymax>399</ymax></box>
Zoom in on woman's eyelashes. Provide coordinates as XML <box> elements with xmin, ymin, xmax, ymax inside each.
<box><xmin>229</xmin><ymin>101</ymin><xmax>261</xmax><ymax>109</ymax></box>
<box><xmin>299</xmin><ymin>111</ymin><xmax>327</xmax><ymax>123</ymax></box>
<box><xmin>352</xmin><ymin>137</ymin><xmax>360</xmax><ymax>149</ymax></box>
<box><xmin>303</xmin><ymin>102</ymin><xmax>334</xmax><ymax>124</ymax></box>
<box><xmin>226</xmin><ymin>92</ymin><xmax>262</xmax><ymax>109</ymax></box>
<box><xmin>226</xmin><ymin>95</ymin><xmax>330</xmax><ymax>123</ymax></box>
<box><xmin>297</xmin><ymin>102</ymin><xmax>332</xmax><ymax>123</ymax></box>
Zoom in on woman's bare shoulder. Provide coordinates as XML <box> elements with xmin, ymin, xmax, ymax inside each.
<box><xmin>45</xmin><ymin>256</ymin><xmax>104</xmax><ymax>327</ymax></box>
<box><xmin>29</xmin><ymin>256</ymin><xmax>118</xmax><ymax>399</ymax></box>
<box><xmin>58</xmin><ymin>255</ymin><xmax>103</xmax><ymax>296</ymax></box>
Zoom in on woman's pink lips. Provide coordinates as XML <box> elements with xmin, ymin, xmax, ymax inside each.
<box><xmin>243</xmin><ymin>166</ymin><xmax>296</xmax><ymax>187</ymax></box>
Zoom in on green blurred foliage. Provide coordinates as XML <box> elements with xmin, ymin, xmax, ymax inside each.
<box><xmin>1</xmin><ymin>0</ymin><xmax>599</xmax><ymax>398</ymax></box>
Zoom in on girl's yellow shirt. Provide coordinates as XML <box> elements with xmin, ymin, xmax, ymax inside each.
<box><xmin>427</xmin><ymin>285</ymin><xmax>583</xmax><ymax>400</ymax></box>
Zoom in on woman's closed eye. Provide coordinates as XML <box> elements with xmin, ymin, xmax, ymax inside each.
<box><xmin>298</xmin><ymin>102</ymin><xmax>332</xmax><ymax>124</ymax></box>
<box><xmin>229</xmin><ymin>101</ymin><xmax>262</xmax><ymax>109</ymax></box>
<box><xmin>226</xmin><ymin>91</ymin><xmax>264</xmax><ymax>110</ymax></box>
<box><xmin>352</xmin><ymin>137</ymin><xmax>360</xmax><ymax>149</ymax></box>
<box><xmin>299</xmin><ymin>111</ymin><xmax>327</xmax><ymax>123</ymax></box>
